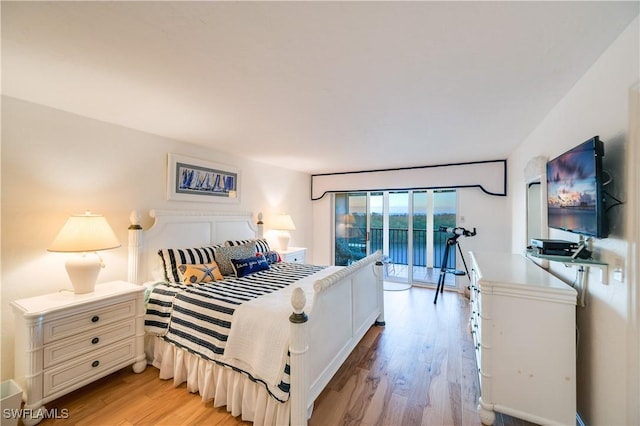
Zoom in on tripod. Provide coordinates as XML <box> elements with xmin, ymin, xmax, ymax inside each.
<box><xmin>433</xmin><ymin>232</ymin><xmax>471</xmax><ymax>304</ymax></box>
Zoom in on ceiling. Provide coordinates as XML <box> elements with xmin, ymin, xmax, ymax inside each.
<box><xmin>2</xmin><ymin>1</ymin><xmax>638</xmax><ymax>174</ymax></box>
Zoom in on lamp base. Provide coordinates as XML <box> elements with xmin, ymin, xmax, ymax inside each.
<box><xmin>278</xmin><ymin>233</ymin><xmax>291</xmax><ymax>252</ymax></box>
<box><xmin>65</xmin><ymin>254</ymin><xmax>101</xmax><ymax>294</ymax></box>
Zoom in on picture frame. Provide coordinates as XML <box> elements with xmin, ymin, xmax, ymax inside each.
<box><xmin>167</xmin><ymin>153</ymin><xmax>240</xmax><ymax>203</ymax></box>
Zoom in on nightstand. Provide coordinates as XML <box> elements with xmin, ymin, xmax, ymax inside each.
<box><xmin>279</xmin><ymin>247</ymin><xmax>307</xmax><ymax>264</ymax></box>
<box><xmin>11</xmin><ymin>281</ymin><xmax>146</xmax><ymax>425</ymax></box>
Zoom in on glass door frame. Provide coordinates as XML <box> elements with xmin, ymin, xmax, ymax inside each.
<box><xmin>332</xmin><ymin>189</ymin><xmax>460</xmax><ymax>290</ymax></box>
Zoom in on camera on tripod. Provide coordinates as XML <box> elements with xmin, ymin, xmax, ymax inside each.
<box><xmin>439</xmin><ymin>226</ymin><xmax>477</xmax><ymax>237</ymax></box>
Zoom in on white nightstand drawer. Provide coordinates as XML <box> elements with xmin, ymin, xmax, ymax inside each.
<box><xmin>280</xmin><ymin>247</ymin><xmax>306</xmax><ymax>264</ymax></box>
<box><xmin>44</xmin><ymin>320</ymin><xmax>136</xmax><ymax>369</ymax></box>
<box><xmin>43</xmin><ymin>339</ymin><xmax>135</xmax><ymax>398</ymax></box>
<box><xmin>44</xmin><ymin>299</ymin><xmax>136</xmax><ymax>344</ymax></box>
<box><xmin>287</xmin><ymin>253</ymin><xmax>305</xmax><ymax>263</ymax></box>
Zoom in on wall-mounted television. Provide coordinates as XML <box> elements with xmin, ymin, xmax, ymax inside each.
<box><xmin>546</xmin><ymin>136</ymin><xmax>608</xmax><ymax>239</ymax></box>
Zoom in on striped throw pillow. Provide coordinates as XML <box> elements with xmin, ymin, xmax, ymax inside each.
<box><xmin>225</xmin><ymin>238</ymin><xmax>270</xmax><ymax>254</ymax></box>
<box><xmin>158</xmin><ymin>245</ymin><xmax>221</xmax><ymax>283</ymax></box>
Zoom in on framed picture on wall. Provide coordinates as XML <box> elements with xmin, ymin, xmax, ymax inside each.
<box><xmin>167</xmin><ymin>153</ymin><xmax>240</xmax><ymax>203</ymax></box>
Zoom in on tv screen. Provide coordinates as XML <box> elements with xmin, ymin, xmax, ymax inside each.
<box><xmin>546</xmin><ymin>136</ymin><xmax>608</xmax><ymax>239</ymax></box>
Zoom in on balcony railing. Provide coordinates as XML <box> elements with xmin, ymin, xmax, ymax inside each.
<box><xmin>342</xmin><ymin>227</ymin><xmax>455</xmax><ymax>269</ymax></box>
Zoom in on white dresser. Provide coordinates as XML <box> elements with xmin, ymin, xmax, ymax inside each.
<box><xmin>280</xmin><ymin>247</ymin><xmax>306</xmax><ymax>264</ymax></box>
<box><xmin>469</xmin><ymin>252</ymin><xmax>577</xmax><ymax>426</ymax></box>
<box><xmin>11</xmin><ymin>281</ymin><xmax>146</xmax><ymax>425</ymax></box>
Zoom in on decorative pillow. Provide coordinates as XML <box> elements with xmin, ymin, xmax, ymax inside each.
<box><xmin>158</xmin><ymin>246</ymin><xmax>220</xmax><ymax>283</ymax></box>
<box><xmin>225</xmin><ymin>239</ymin><xmax>252</xmax><ymax>247</ymax></box>
<box><xmin>177</xmin><ymin>262</ymin><xmax>223</xmax><ymax>284</ymax></box>
<box><xmin>214</xmin><ymin>242</ymin><xmax>257</xmax><ymax>276</ymax></box>
<box><xmin>225</xmin><ymin>238</ymin><xmax>271</xmax><ymax>254</ymax></box>
<box><xmin>231</xmin><ymin>254</ymin><xmax>270</xmax><ymax>278</ymax></box>
<box><xmin>254</xmin><ymin>238</ymin><xmax>270</xmax><ymax>254</ymax></box>
<box><xmin>262</xmin><ymin>250</ymin><xmax>281</xmax><ymax>265</ymax></box>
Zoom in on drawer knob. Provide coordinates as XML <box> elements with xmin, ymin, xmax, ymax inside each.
<box><xmin>91</xmin><ymin>315</ymin><xmax>100</xmax><ymax>323</ymax></box>
<box><xmin>91</xmin><ymin>337</ymin><xmax>100</xmax><ymax>345</ymax></box>
<box><xmin>91</xmin><ymin>360</ymin><xmax>100</xmax><ymax>368</ymax></box>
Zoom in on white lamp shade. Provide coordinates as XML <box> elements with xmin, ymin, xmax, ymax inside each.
<box><xmin>48</xmin><ymin>212</ymin><xmax>120</xmax><ymax>253</ymax></box>
<box><xmin>271</xmin><ymin>214</ymin><xmax>296</xmax><ymax>231</ymax></box>
<box><xmin>48</xmin><ymin>212</ymin><xmax>120</xmax><ymax>294</ymax></box>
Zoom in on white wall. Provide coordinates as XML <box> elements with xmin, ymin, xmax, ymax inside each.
<box><xmin>509</xmin><ymin>17</ymin><xmax>639</xmax><ymax>425</ymax></box>
<box><xmin>0</xmin><ymin>96</ymin><xmax>312</xmax><ymax>380</ymax></box>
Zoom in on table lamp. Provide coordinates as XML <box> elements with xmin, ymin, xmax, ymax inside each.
<box><xmin>48</xmin><ymin>211</ymin><xmax>121</xmax><ymax>294</ymax></box>
<box><xmin>271</xmin><ymin>214</ymin><xmax>296</xmax><ymax>251</ymax></box>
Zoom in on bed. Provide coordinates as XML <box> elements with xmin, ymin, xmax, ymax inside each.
<box><xmin>127</xmin><ymin>209</ymin><xmax>385</xmax><ymax>425</ymax></box>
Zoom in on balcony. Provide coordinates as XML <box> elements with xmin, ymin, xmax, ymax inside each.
<box><xmin>336</xmin><ymin>228</ymin><xmax>458</xmax><ymax>285</ymax></box>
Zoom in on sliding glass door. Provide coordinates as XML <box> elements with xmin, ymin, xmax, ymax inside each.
<box><xmin>334</xmin><ymin>193</ymin><xmax>367</xmax><ymax>265</ymax></box>
<box><xmin>334</xmin><ymin>189</ymin><xmax>457</xmax><ymax>287</ymax></box>
<box><xmin>370</xmin><ymin>192</ymin><xmax>384</xmax><ymax>255</ymax></box>
<box><xmin>412</xmin><ymin>191</ymin><xmax>429</xmax><ymax>282</ymax></box>
<box><xmin>387</xmin><ymin>192</ymin><xmax>410</xmax><ymax>284</ymax></box>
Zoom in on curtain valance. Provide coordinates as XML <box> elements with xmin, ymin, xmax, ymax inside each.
<box><xmin>311</xmin><ymin>159</ymin><xmax>507</xmax><ymax>200</ymax></box>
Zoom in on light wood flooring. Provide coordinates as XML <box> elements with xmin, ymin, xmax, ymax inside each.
<box><xmin>39</xmin><ymin>286</ymin><xmax>535</xmax><ymax>425</ymax></box>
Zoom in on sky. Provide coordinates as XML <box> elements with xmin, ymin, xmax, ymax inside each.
<box><xmin>348</xmin><ymin>190</ymin><xmax>457</xmax><ymax>215</ymax></box>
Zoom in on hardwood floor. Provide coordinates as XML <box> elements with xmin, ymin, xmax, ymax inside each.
<box><xmin>39</xmin><ymin>287</ymin><xmax>535</xmax><ymax>425</ymax></box>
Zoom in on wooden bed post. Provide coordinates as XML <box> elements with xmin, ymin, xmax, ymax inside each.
<box><xmin>256</xmin><ymin>212</ymin><xmax>264</xmax><ymax>238</ymax></box>
<box><xmin>289</xmin><ymin>287</ymin><xmax>309</xmax><ymax>426</ymax></box>
<box><xmin>128</xmin><ymin>210</ymin><xmax>143</xmax><ymax>284</ymax></box>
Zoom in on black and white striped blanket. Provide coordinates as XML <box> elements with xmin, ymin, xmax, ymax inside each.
<box><xmin>144</xmin><ymin>262</ymin><xmax>327</xmax><ymax>402</ymax></box>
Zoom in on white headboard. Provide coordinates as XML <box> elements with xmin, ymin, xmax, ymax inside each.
<box><xmin>128</xmin><ymin>209</ymin><xmax>262</xmax><ymax>284</ymax></box>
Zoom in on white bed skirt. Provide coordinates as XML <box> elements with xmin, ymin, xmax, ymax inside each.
<box><xmin>146</xmin><ymin>335</ymin><xmax>290</xmax><ymax>425</ymax></box>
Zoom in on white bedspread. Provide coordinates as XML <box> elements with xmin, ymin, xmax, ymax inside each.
<box><xmin>223</xmin><ymin>266</ymin><xmax>342</xmax><ymax>389</ymax></box>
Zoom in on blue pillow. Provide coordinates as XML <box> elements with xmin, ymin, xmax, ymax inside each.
<box><xmin>262</xmin><ymin>250</ymin><xmax>281</xmax><ymax>264</ymax></box>
<box><xmin>231</xmin><ymin>254</ymin><xmax>270</xmax><ymax>278</ymax></box>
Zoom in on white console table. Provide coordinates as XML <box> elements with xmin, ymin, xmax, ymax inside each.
<box><xmin>469</xmin><ymin>251</ymin><xmax>577</xmax><ymax>425</ymax></box>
